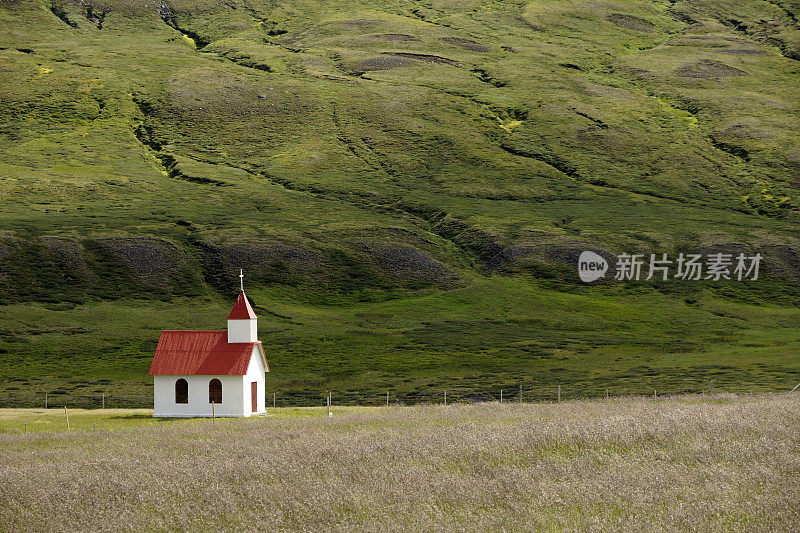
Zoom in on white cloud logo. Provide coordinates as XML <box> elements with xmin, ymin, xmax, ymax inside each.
<box><xmin>578</xmin><ymin>251</ymin><xmax>608</xmax><ymax>283</ymax></box>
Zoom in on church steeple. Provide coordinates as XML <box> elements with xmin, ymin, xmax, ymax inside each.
<box><xmin>227</xmin><ymin>270</ymin><xmax>257</xmax><ymax>343</ymax></box>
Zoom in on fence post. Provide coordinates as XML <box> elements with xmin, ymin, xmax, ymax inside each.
<box><xmin>557</xmin><ymin>385</ymin><xmax>561</xmax><ymax>403</ymax></box>
<box><xmin>273</xmin><ymin>392</ymin><xmax>276</xmax><ymax>408</ymax></box>
<box><xmin>500</xmin><ymin>389</ymin><xmax>503</xmax><ymax>403</ymax></box>
<box><xmin>710</xmin><ymin>380</ymin><xmax>713</xmax><ymax>394</ymax></box>
<box><xmin>45</xmin><ymin>393</ymin><xmax>48</xmax><ymax>409</ymax></box>
<box><xmin>102</xmin><ymin>393</ymin><xmax>105</xmax><ymax>409</ymax></box>
<box><xmin>444</xmin><ymin>390</ymin><xmax>447</xmax><ymax>405</ymax></box>
<box><xmin>211</xmin><ymin>401</ymin><xmax>215</xmax><ymax>424</ymax></box>
<box><xmin>386</xmin><ymin>391</ymin><xmax>389</xmax><ymax>407</ymax></box>
<box><xmin>654</xmin><ymin>390</ymin><xmax>657</xmax><ymax>399</ymax></box>
<box><xmin>64</xmin><ymin>406</ymin><xmax>69</xmax><ymax>433</ymax></box>
<box><xmin>519</xmin><ymin>384</ymin><xmax>522</xmax><ymax>403</ymax></box>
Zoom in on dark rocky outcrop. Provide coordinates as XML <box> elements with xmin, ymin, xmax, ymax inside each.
<box><xmin>356</xmin><ymin>243</ymin><xmax>459</xmax><ymax>287</ymax></box>
<box><xmin>675</xmin><ymin>59</ymin><xmax>748</xmax><ymax>78</ymax></box>
<box><xmin>607</xmin><ymin>13</ymin><xmax>655</xmax><ymax>32</ymax></box>
<box><xmin>89</xmin><ymin>237</ymin><xmax>184</xmax><ymax>288</ymax></box>
<box><xmin>40</xmin><ymin>237</ymin><xmax>95</xmax><ymax>282</ymax></box>
<box><xmin>198</xmin><ymin>241</ymin><xmax>330</xmax><ymax>291</ymax></box>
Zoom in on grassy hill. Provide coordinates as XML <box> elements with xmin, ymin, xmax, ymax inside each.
<box><xmin>0</xmin><ymin>0</ymin><xmax>799</xmax><ymax>404</ymax></box>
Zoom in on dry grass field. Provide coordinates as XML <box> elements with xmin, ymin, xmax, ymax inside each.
<box><xmin>1</xmin><ymin>394</ymin><xmax>799</xmax><ymax>531</ymax></box>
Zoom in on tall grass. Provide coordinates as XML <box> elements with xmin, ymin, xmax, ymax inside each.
<box><xmin>0</xmin><ymin>394</ymin><xmax>798</xmax><ymax>531</ymax></box>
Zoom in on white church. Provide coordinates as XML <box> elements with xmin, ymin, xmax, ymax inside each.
<box><xmin>149</xmin><ymin>276</ymin><xmax>269</xmax><ymax>417</ymax></box>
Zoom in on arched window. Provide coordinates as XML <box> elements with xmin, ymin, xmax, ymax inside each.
<box><xmin>175</xmin><ymin>379</ymin><xmax>188</xmax><ymax>404</ymax></box>
<box><xmin>209</xmin><ymin>379</ymin><xmax>222</xmax><ymax>404</ymax></box>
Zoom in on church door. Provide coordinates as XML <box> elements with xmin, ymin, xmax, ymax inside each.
<box><xmin>251</xmin><ymin>382</ymin><xmax>258</xmax><ymax>413</ymax></box>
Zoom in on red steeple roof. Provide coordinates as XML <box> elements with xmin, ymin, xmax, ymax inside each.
<box><xmin>228</xmin><ymin>291</ymin><xmax>257</xmax><ymax>319</ymax></box>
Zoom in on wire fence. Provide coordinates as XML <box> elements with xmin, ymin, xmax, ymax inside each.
<box><xmin>2</xmin><ymin>380</ymin><xmax>798</xmax><ymax>410</ymax></box>
<box><xmin>0</xmin><ymin>393</ymin><xmax>152</xmax><ymax>409</ymax></box>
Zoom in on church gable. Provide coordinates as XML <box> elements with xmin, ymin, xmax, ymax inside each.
<box><xmin>250</xmin><ymin>344</ymin><xmax>269</xmax><ymax>374</ymax></box>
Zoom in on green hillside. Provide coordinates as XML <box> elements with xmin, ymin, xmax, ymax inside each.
<box><xmin>1</xmin><ymin>0</ymin><xmax>799</xmax><ymax>404</ymax></box>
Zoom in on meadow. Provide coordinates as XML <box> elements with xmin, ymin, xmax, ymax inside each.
<box><xmin>1</xmin><ymin>394</ymin><xmax>798</xmax><ymax>531</ymax></box>
<box><xmin>2</xmin><ymin>276</ymin><xmax>800</xmax><ymax>406</ymax></box>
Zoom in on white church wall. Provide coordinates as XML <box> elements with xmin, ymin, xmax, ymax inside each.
<box><xmin>153</xmin><ymin>375</ymin><xmax>245</xmax><ymax>417</ymax></box>
<box><xmin>228</xmin><ymin>319</ymin><xmax>257</xmax><ymax>343</ymax></box>
<box><xmin>243</xmin><ymin>346</ymin><xmax>267</xmax><ymax>415</ymax></box>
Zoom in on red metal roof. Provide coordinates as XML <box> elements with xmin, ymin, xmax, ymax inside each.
<box><xmin>228</xmin><ymin>291</ymin><xmax>257</xmax><ymax>319</ymax></box>
<box><xmin>148</xmin><ymin>331</ymin><xmax>267</xmax><ymax>375</ymax></box>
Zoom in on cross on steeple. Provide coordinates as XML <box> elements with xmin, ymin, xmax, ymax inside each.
<box><xmin>239</xmin><ymin>269</ymin><xmax>244</xmax><ymax>292</ymax></box>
